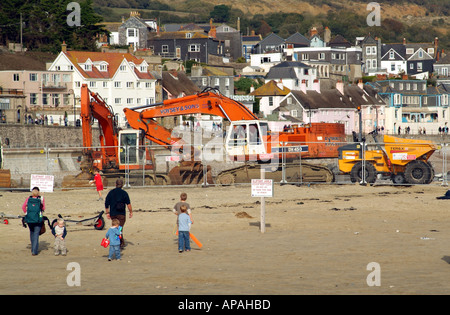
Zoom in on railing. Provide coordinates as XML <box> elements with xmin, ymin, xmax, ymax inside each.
<box><xmin>2</xmin><ymin>137</ymin><xmax>448</xmax><ymax>189</ymax></box>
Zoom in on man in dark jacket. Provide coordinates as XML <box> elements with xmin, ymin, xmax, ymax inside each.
<box><xmin>105</xmin><ymin>179</ymin><xmax>133</xmax><ymax>248</ymax></box>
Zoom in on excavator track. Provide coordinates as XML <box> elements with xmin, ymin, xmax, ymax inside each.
<box><xmin>215</xmin><ymin>162</ymin><xmax>334</xmax><ymax>185</ymax></box>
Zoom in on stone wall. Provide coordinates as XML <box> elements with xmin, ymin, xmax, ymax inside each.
<box><xmin>0</xmin><ymin>123</ymin><xmax>100</xmax><ymax>148</ymax></box>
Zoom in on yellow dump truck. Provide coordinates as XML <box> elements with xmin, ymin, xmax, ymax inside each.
<box><xmin>338</xmin><ymin>133</ymin><xmax>438</xmax><ymax>184</ymax></box>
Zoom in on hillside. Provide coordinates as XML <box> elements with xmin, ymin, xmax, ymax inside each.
<box><xmin>97</xmin><ymin>0</ymin><xmax>449</xmax><ymax>29</ymax></box>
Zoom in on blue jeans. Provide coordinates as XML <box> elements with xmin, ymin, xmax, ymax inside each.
<box><xmin>109</xmin><ymin>245</ymin><xmax>121</xmax><ymax>260</ymax></box>
<box><xmin>28</xmin><ymin>223</ymin><xmax>42</xmax><ymax>255</ymax></box>
<box><xmin>178</xmin><ymin>231</ymin><xmax>191</xmax><ymax>251</ymax></box>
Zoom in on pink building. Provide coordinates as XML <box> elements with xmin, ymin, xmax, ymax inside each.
<box><xmin>0</xmin><ymin>70</ymin><xmax>74</xmax><ymax>124</ymax></box>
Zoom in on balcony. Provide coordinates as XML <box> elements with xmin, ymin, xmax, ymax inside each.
<box><xmin>0</xmin><ymin>88</ymin><xmax>24</xmax><ymax>95</ymax></box>
<box><xmin>42</xmin><ymin>82</ymin><xmax>68</xmax><ymax>90</ymax></box>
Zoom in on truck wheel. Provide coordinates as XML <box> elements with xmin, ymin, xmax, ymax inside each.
<box><xmin>350</xmin><ymin>161</ymin><xmax>376</xmax><ymax>183</ymax></box>
<box><xmin>404</xmin><ymin>160</ymin><xmax>431</xmax><ymax>184</ymax></box>
<box><xmin>391</xmin><ymin>173</ymin><xmax>406</xmax><ymax>184</ymax></box>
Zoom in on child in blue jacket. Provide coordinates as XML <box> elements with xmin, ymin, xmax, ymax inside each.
<box><xmin>105</xmin><ymin>219</ymin><xmax>122</xmax><ymax>261</ymax></box>
<box><xmin>178</xmin><ymin>205</ymin><xmax>192</xmax><ymax>253</ymax></box>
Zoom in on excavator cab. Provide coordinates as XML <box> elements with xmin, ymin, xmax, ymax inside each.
<box><xmin>225</xmin><ymin>120</ymin><xmax>268</xmax><ymax>159</ymax></box>
<box><xmin>118</xmin><ymin>129</ymin><xmax>152</xmax><ymax>170</ymax></box>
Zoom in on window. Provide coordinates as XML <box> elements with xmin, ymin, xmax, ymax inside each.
<box><xmin>43</xmin><ymin>94</ymin><xmax>48</xmax><ymax>105</ymax></box>
<box><xmin>103</xmin><ymin>81</ymin><xmax>108</xmax><ymax>88</ymax></box>
<box><xmin>75</xmin><ymin>81</ymin><xmax>81</xmax><ymax>88</ymax></box>
<box><xmin>202</xmin><ymin>78</ymin><xmax>207</xmax><ymax>86</ymax></box>
<box><xmin>127</xmin><ymin>82</ymin><xmax>133</xmax><ymax>88</ymax></box>
<box><xmin>406</xmin><ymin>48</ymin><xmax>414</xmax><ymax>54</ymax></box>
<box><xmin>162</xmin><ymin>45</ymin><xmax>169</xmax><ymax>53</ymax></box>
<box><xmin>185</xmin><ymin>33</ymin><xmax>192</xmax><ymax>38</ymax></box>
<box><xmin>29</xmin><ymin>73</ymin><xmax>38</xmax><ymax>81</ymax></box>
<box><xmin>13</xmin><ymin>74</ymin><xmax>19</xmax><ymax>81</ymax></box>
<box><xmin>389</xmin><ymin>51</ymin><xmax>395</xmax><ymax>59</ymax></box>
<box><xmin>114</xmin><ymin>82</ymin><xmax>121</xmax><ymax>88</ymax></box>
<box><xmin>442</xmin><ymin>95</ymin><xmax>449</xmax><ymax>106</ymax></box>
<box><xmin>188</xmin><ymin>44</ymin><xmax>200</xmax><ymax>52</ymax></box>
<box><xmin>268</xmin><ymin>97</ymin><xmax>273</xmax><ymax>106</ymax></box>
<box><xmin>214</xmin><ymin>78</ymin><xmax>220</xmax><ymax>86</ymax></box>
<box><xmin>99</xmin><ymin>64</ymin><xmax>107</xmax><ymax>71</ymax></box>
<box><xmin>119</xmin><ymin>65</ymin><xmax>126</xmax><ymax>71</ymax></box>
<box><xmin>417</xmin><ymin>63</ymin><xmax>423</xmax><ymax>71</ymax></box>
<box><xmin>127</xmin><ymin>98</ymin><xmax>133</xmax><ymax>104</ymax></box>
<box><xmin>301</xmin><ymin>53</ymin><xmax>309</xmax><ymax>60</ymax></box>
<box><xmin>89</xmin><ymin>81</ymin><xmax>96</xmax><ymax>88</ymax></box>
<box><xmin>260</xmin><ymin>56</ymin><xmax>271</xmax><ymax>63</ymax></box>
<box><xmin>115</xmin><ymin>98</ymin><xmax>121</xmax><ymax>104</ymax></box>
<box><xmin>318</xmin><ymin>53</ymin><xmax>325</xmax><ymax>60</ymax></box>
<box><xmin>145</xmin><ymin>82</ymin><xmax>152</xmax><ymax>89</ymax></box>
<box><xmin>84</xmin><ymin>64</ymin><xmax>92</xmax><ymax>71</ymax></box>
<box><xmin>30</xmin><ymin>93</ymin><xmax>38</xmax><ymax>105</ymax></box>
<box><xmin>128</xmin><ymin>29</ymin><xmax>136</xmax><ymax>37</ymax></box>
<box><xmin>52</xmin><ymin>94</ymin><xmax>60</xmax><ymax>107</ymax></box>
<box><xmin>63</xmin><ymin>94</ymin><xmax>70</xmax><ymax>106</ymax></box>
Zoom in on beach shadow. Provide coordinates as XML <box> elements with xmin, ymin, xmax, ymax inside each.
<box><xmin>26</xmin><ymin>240</ymin><xmax>51</xmax><ymax>254</ymax></box>
<box><xmin>249</xmin><ymin>221</ymin><xmax>271</xmax><ymax>229</ymax></box>
<box><xmin>441</xmin><ymin>256</ymin><xmax>450</xmax><ymax>264</ymax></box>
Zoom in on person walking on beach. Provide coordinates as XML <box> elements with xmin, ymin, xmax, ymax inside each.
<box><xmin>22</xmin><ymin>187</ymin><xmax>46</xmax><ymax>256</ymax></box>
<box><xmin>52</xmin><ymin>218</ymin><xmax>67</xmax><ymax>256</ymax></box>
<box><xmin>178</xmin><ymin>205</ymin><xmax>192</xmax><ymax>253</ymax></box>
<box><xmin>173</xmin><ymin>192</ymin><xmax>193</xmax><ymax>225</ymax></box>
<box><xmin>105</xmin><ymin>218</ymin><xmax>122</xmax><ymax>261</ymax></box>
<box><xmin>89</xmin><ymin>168</ymin><xmax>104</xmax><ymax>201</ymax></box>
<box><xmin>105</xmin><ymin>179</ymin><xmax>132</xmax><ymax>248</ymax></box>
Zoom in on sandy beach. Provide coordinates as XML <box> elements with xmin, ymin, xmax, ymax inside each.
<box><xmin>1</xmin><ymin>182</ymin><xmax>450</xmax><ymax>295</ymax></box>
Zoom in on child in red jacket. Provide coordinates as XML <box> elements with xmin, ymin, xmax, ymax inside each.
<box><xmin>90</xmin><ymin>169</ymin><xmax>104</xmax><ymax>201</ymax></box>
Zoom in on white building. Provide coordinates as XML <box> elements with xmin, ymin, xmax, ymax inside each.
<box><xmin>250</xmin><ymin>52</ymin><xmax>283</xmax><ymax>73</ymax></box>
<box><xmin>265</xmin><ymin>61</ymin><xmax>318</xmax><ymax>91</ymax></box>
<box><xmin>48</xmin><ymin>43</ymin><xmax>157</xmax><ymax>127</ymax></box>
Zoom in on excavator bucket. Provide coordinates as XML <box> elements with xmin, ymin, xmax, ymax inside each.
<box><xmin>168</xmin><ymin>161</ymin><xmax>214</xmax><ymax>185</ymax></box>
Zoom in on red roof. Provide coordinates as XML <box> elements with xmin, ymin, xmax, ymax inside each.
<box><xmin>63</xmin><ymin>50</ymin><xmax>154</xmax><ymax>80</ymax></box>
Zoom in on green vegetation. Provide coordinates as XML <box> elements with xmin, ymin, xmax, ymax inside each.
<box><xmin>0</xmin><ymin>0</ymin><xmax>107</xmax><ymax>53</ymax></box>
<box><xmin>0</xmin><ymin>0</ymin><xmax>448</xmax><ymax>54</ymax></box>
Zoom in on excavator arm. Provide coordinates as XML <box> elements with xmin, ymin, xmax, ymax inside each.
<box><xmin>80</xmin><ymin>84</ymin><xmax>120</xmax><ymax>169</ymax></box>
<box><xmin>123</xmin><ymin>88</ymin><xmax>258</xmax><ymax>137</ymax></box>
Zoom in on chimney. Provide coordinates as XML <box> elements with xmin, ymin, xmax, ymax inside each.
<box><xmin>313</xmin><ymin>79</ymin><xmax>320</xmax><ymax>93</ymax></box>
<box><xmin>434</xmin><ymin>37</ymin><xmax>439</xmax><ymax>57</ymax></box>
<box><xmin>310</xmin><ymin>27</ymin><xmax>318</xmax><ymax>37</ymax></box>
<box><xmin>324</xmin><ymin>27</ymin><xmax>331</xmax><ymax>43</ymax></box>
<box><xmin>358</xmin><ymin>79</ymin><xmax>363</xmax><ymax>90</ymax></box>
<box><xmin>403</xmin><ymin>38</ymin><xmax>406</xmax><ymax>45</ymax></box>
<box><xmin>336</xmin><ymin>80</ymin><xmax>344</xmax><ymax>95</ymax></box>
<box><xmin>61</xmin><ymin>41</ymin><xmax>67</xmax><ymax>53</ymax></box>
<box><xmin>301</xmin><ymin>79</ymin><xmax>307</xmax><ymax>94</ymax></box>
<box><xmin>237</xmin><ymin>17</ymin><xmax>240</xmax><ymax>32</ymax></box>
<box><xmin>277</xmin><ymin>79</ymin><xmax>284</xmax><ymax>90</ymax></box>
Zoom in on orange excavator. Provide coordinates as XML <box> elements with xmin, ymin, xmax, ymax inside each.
<box><xmin>123</xmin><ymin>87</ymin><xmax>346</xmax><ymax>184</ymax></box>
<box><xmin>63</xmin><ymin>85</ymin><xmax>346</xmax><ymax>187</ymax></box>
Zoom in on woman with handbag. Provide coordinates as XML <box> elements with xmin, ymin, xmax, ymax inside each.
<box><xmin>22</xmin><ymin>187</ymin><xmax>46</xmax><ymax>256</ymax></box>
